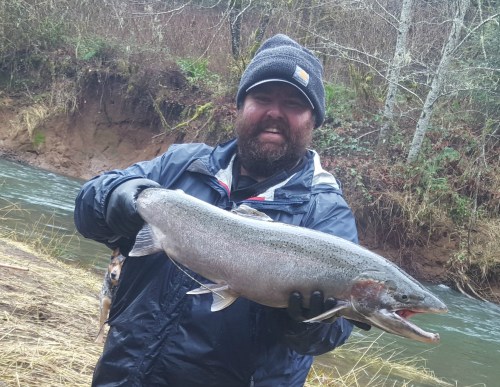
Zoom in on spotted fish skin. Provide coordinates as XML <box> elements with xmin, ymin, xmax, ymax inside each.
<box><xmin>130</xmin><ymin>188</ymin><xmax>448</xmax><ymax>344</ymax></box>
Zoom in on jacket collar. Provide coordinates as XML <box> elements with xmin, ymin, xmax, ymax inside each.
<box><xmin>186</xmin><ymin>139</ymin><xmax>341</xmax><ymax>202</ymax></box>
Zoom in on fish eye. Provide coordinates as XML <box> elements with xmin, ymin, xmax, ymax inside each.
<box><xmin>396</xmin><ymin>293</ymin><xmax>409</xmax><ymax>303</ymax></box>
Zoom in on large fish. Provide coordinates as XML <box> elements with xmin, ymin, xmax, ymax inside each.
<box><xmin>130</xmin><ymin>188</ymin><xmax>448</xmax><ymax>344</ymax></box>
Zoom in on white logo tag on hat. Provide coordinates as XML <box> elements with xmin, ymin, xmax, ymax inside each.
<box><xmin>293</xmin><ymin>65</ymin><xmax>309</xmax><ymax>86</ymax></box>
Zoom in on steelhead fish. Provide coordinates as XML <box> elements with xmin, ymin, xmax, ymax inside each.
<box><xmin>129</xmin><ymin>188</ymin><xmax>448</xmax><ymax>344</ymax></box>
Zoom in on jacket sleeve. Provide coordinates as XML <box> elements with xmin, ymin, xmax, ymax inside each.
<box><xmin>74</xmin><ymin>143</ymin><xmax>211</xmax><ymax>245</ymax></box>
<box><xmin>281</xmin><ymin>191</ymin><xmax>358</xmax><ymax>355</ymax></box>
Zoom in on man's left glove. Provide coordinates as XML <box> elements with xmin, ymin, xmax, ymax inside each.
<box><xmin>105</xmin><ymin>178</ymin><xmax>160</xmax><ymax>238</ymax></box>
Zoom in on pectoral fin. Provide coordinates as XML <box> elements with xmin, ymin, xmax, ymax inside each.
<box><xmin>303</xmin><ymin>302</ymin><xmax>349</xmax><ymax>323</ymax></box>
<box><xmin>129</xmin><ymin>224</ymin><xmax>163</xmax><ymax>257</ymax></box>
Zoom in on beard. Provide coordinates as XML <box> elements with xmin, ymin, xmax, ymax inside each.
<box><xmin>235</xmin><ymin>115</ymin><xmax>313</xmax><ymax>178</ymax></box>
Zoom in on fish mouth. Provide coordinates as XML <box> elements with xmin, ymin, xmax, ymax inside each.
<box><xmin>368</xmin><ymin>307</ymin><xmax>446</xmax><ymax>344</ymax></box>
<box><xmin>306</xmin><ymin>302</ymin><xmax>446</xmax><ymax>344</ymax></box>
<box><xmin>395</xmin><ymin>309</ymin><xmax>419</xmax><ymax>319</ymax></box>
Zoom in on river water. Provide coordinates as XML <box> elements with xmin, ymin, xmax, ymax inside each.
<box><xmin>0</xmin><ymin>158</ymin><xmax>109</xmax><ymax>269</ymax></box>
<box><xmin>1</xmin><ymin>158</ymin><xmax>499</xmax><ymax>386</ymax></box>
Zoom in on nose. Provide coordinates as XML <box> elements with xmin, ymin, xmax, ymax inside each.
<box><xmin>264</xmin><ymin>101</ymin><xmax>285</xmax><ymax>120</ymax></box>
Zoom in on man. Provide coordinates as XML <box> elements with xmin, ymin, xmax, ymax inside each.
<box><xmin>75</xmin><ymin>34</ymin><xmax>368</xmax><ymax>387</ymax></box>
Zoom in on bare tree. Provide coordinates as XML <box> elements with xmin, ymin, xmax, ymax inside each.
<box><xmin>0</xmin><ymin>0</ymin><xmax>5</xmax><ymax>55</ymax></box>
<box><xmin>407</xmin><ymin>0</ymin><xmax>471</xmax><ymax>163</ymax></box>
<box><xmin>229</xmin><ymin>0</ymin><xmax>243</xmax><ymax>60</ymax></box>
<box><xmin>378</xmin><ymin>0</ymin><xmax>414</xmax><ymax>147</ymax></box>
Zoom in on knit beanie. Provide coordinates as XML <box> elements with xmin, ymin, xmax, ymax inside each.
<box><xmin>236</xmin><ymin>34</ymin><xmax>325</xmax><ymax>128</ymax></box>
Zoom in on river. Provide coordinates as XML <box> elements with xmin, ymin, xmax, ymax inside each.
<box><xmin>1</xmin><ymin>158</ymin><xmax>499</xmax><ymax>386</ymax></box>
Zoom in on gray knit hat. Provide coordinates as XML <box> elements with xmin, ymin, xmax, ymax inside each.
<box><xmin>236</xmin><ymin>34</ymin><xmax>325</xmax><ymax>128</ymax></box>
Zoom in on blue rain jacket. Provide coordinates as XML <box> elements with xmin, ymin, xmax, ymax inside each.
<box><xmin>75</xmin><ymin>139</ymin><xmax>359</xmax><ymax>387</ymax></box>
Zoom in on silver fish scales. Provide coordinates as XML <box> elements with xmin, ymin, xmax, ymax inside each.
<box><xmin>130</xmin><ymin>188</ymin><xmax>448</xmax><ymax>344</ymax></box>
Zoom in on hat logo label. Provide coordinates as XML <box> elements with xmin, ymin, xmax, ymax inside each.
<box><xmin>293</xmin><ymin>65</ymin><xmax>309</xmax><ymax>87</ymax></box>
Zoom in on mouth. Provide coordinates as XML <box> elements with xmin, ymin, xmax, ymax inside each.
<box><xmin>262</xmin><ymin>127</ymin><xmax>281</xmax><ymax>133</ymax></box>
<box><xmin>369</xmin><ymin>308</ymin><xmax>443</xmax><ymax>344</ymax></box>
<box><xmin>256</xmin><ymin>128</ymin><xmax>286</xmax><ymax>145</ymax></box>
<box><xmin>259</xmin><ymin>127</ymin><xmax>284</xmax><ymax>136</ymax></box>
<box><xmin>395</xmin><ymin>309</ymin><xmax>420</xmax><ymax>319</ymax></box>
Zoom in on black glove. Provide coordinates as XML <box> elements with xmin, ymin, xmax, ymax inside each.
<box><xmin>287</xmin><ymin>291</ymin><xmax>338</xmax><ymax>323</ymax></box>
<box><xmin>287</xmin><ymin>291</ymin><xmax>372</xmax><ymax>331</ymax></box>
<box><xmin>105</xmin><ymin>178</ymin><xmax>160</xmax><ymax>238</ymax></box>
<box><xmin>350</xmin><ymin>320</ymin><xmax>371</xmax><ymax>331</ymax></box>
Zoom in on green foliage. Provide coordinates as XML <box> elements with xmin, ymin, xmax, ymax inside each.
<box><xmin>73</xmin><ymin>36</ymin><xmax>110</xmax><ymax>61</ymax></box>
<box><xmin>407</xmin><ymin>146</ymin><xmax>473</xmax><ymax>226</ymax></box>
<box><xmin>449</xmin><ymin>194</ymin><xmax>472</xmax><ymax>224</ymax></box>
<box><xmin>32</xmin><ymin>132</ymin><xmax>46</xmax><ymax>148</ymax></box>
<box><xmin>417</xmin><ymin>146</ymin><xmax>459</xmax><ymax>191</ymax></box>
<box><xmin>313</xmin><ymin>126</ymin><xmax>372</xmax><ymax>157</ymax></box>
<box><xmin>324</xmin><ymin>82</ymin><xmax>356</xmax><ymax>121</ymax></box>
<box><xmin>35</xmin><ymin>18</ymin><xmax>68</xmax><ymax>50</ymax></box>
<box><xmin>348</xmin><ymin>167</ymin><xmax>373</xmax><ymax>202</ymax></box>
<box><xmin>177</xmin><ymin>57</ymin><xmax>220</xmax><ymax>89</ymax></box>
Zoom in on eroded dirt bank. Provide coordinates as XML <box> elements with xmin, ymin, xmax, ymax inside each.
<box><xmin>0</xmin><ymin>85</ymin><xmax>178</xmax><ymax>179</ymax></box>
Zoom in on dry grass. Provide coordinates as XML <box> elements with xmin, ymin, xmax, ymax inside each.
<box><xmin>0</xmin><ymin>237</ymin><xmax>452</xmax><ymax>386</ymax></box>
<box><xmin>12</xmin><ymin>104</ymin><xmax>50</xmax><ymax>140</ymax></box>
<box><xmin>9</xmin><ymin>77</ymin><xmax>78</xmax><ymax>144</ymax></box>
<box><xmin>448</xmin><ymin>218</ymin><xmax>500</xmax><ymax>303</ymax></box>
<box><xmin>307</xmin><ymin>333</ymin><xmax>451</xmax><ymax>387</ymax></box>
<box><xmin>0</xmin><ymin>238</ymin><xmax>102</xmax><ymax>386</ymax></box>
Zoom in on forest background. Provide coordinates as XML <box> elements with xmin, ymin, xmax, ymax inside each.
<box><xmin>0</xmin><ymin>0</ymin><xmax>499</xmax><ymax>302</ymax></box>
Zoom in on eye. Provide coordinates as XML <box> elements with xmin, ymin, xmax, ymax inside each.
<box><xmin>249</xmin><ymin>93</ymin><xmax>271</xmax><ymax>104</ymax></box>
<box><xmin>396</xmin><ymin>293</ymin><xmax>410</xmax><ymax>303</ymax></box>
<box><xmin>284</xmin><ymin>98</ymin><xmax>308</xmax><ymax>109</ymax></box>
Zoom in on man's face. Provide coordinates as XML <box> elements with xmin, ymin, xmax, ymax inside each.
<box><xmin>236</xmin><ymin>82</ymin><xmax>315</xmax><ymax>179</ymax></box>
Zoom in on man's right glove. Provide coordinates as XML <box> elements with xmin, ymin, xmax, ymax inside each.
<box><xmin>287</xmin><ymin>291</ymin><xmax>371</xmax><ymax>331</ymax></box>
<box><xmin>287</xmin><ymin>290</ymin><xmax>338</xmax><ymax>323</ymax></box>
<box><xmin>105</xmin><ymin>178</ymin><xmax>160</xmax><ymax>238</ymax></box>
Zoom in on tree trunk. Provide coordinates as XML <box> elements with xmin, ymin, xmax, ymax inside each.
<box><xmin>251</xmin><ymin>1</ymin><xmax>272</xmax><ymax>57</ymax></box>
<box><xmin>229</xmin><ymin>0</ymin><xmax>243</xmax><ymax>60</ymax></box>
<box><xmin>0</xmin><ymin>0</ymin><xmax>5</xmax><ymax>54</ymax></box>
<box><xmin>378</xmin><ymin>0</ymin><xmax>414</xmax><ymax>147</ymax></box>
<box><xmin>407</xmin><ymin>0</ymin><xmax>471</xmax><ymax>163</ymax></box>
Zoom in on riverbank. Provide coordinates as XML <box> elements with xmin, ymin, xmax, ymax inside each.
<box><xmin>0</xmin><ymin>238</ymin><xmax>101</xmax><ymax>385</ymax></box>
<box><xmin>0</xmin><ymin>238</ymin><xmax>452</xmax><ymax>386</ymax></box>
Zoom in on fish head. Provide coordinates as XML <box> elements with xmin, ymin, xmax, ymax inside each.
<box><xmin>347</xmin><ymin>273</ymin><xmax>448</xmax><ymax>344</ymax></box>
